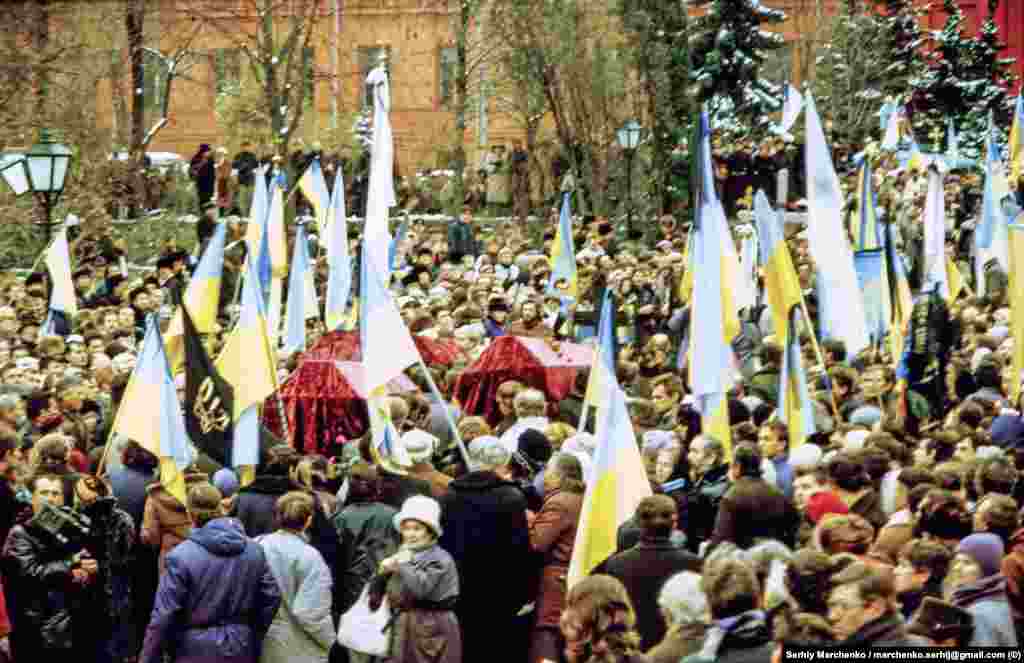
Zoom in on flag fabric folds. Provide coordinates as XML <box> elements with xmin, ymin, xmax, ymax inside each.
<box><xmin>297</xmin><ymin>157</ymin><xmax>330</xmax><ymax>237</ymax></box>
<box><xmin>578</xmin><ymin>291</ymin><xmax>616</xmax><ymax>429</ymax></box>
<box><xmin>689</xmin><ymin>109</ymin><xmax>738</xmax><ymax>458</ymax></box>
<box><xmin>182</xmin><ymin>296</ymin><xmax>235</xmax><ymax>466</ymax></box>
<box><xmin>1010</xmin><ymin>93</ymin><xmax>1024</xmax><ymax>184</ymax></box>
<box><xmin>42</xmin><ymin>224</ymin><xmax>77</xmax><ymax>335</ymax></box>
<box><xmin>357</xmin><ymin>245</ymin><xmax>421</xmax><ymax>399</ymax></box>
<box><xmin>778</xmin><ymin>316</ymin><xmax>816</xmax><ymax>450</ymax></box>
<box><xmin>1008</xmin><ymin>223</ymin><xmax>1024</xmax><ymax>404</ymax></box>
<box><xmin>364</xmin><ymin>65</ymin><xmax>397</xmax><ymax>284</ymax></box>
<box><xmin>283</xmin><ymin>223</ymin><xmax>319</xmax><ymax>355</ymax></box>
<box><xmin>852</xmin><ymin>161</ymin><xmax>882</xmax><ymax>251</ymax></box>
<box><xmin>804</xmin><ymin>94</ymin><xmax>870</xmax><ymax>360</ymax></box>
<box><xmin>853</xmin><ymin>250</ymin><xmax>891</xmax><ymax>345</ymax></box>
<box><xmin>779</xmin><ymin>83</ymin><xmax>803</xmax><ymax>133</ymax></box>
<box><xmin>548</xmin><ymin>193</ymin><xmax>578</xmax><ymax>299</ymax></box>
<box><xmin>245</xmin><ymin>165</ymin><xmax>269</xmax><ymax>246</ymax></box>
<box><xmin>164</xmin><ymin>220</ymin><xmax>228</xmax><ymax>372</ymax></box>
<box><xmin>754</xmin><ymin>190</ymin><xmax>801</xmax><ymax>347</ymax></box>
<box><xmin>921</xmin><ymin>166</ymin><xmax>949</xmax><ymax>299</ymax></box>
<box><xmin>325</xmin><ymin>167</ymin><xmax>352</xmax><ymax>331</ymax></box>
<box><xmin>881</xmin><ymin>105</ymin><xmax>902</xmax><ymax>150</ymax></box>
<box><xmin>567</xmin><ymin>377</ymin><xmax>651</xmax><ymax>587</ymax></box>
<box><xmin>111</xmin><ymin>316</ymin><xmax>194</xmax><ymax>504</ymax></box>
<box><xmin>976</xmin><ymin>118</ymin><xmax>1010</xmax><ymax>297</ymax></box>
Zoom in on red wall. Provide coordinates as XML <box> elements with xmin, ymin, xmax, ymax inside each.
<box><xmin>922</xmin><ymin>0</ymin><xmax>1024</xmax><ymax>92</ymax></box>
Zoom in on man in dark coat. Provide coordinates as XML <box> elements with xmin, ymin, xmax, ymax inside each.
<box><xmin>140</xmin><ymin>483</ymin><xmax>281</xmax><ymax>663</ymax></box>
<box><xmin>681</xmin><ymin>434</ymin><xmax>730</xmax><ymax>554</ymax></box>
<box><xmin>447</xmin><ymin>206</ymin><xmax>477</xmax><ymax>264</ymax></box>
<box><xmin>596</xmin><ymin>495</ymin><xmax>701</xmax><ymax>650</ymax></box>
<box><xmin>696</xmin><ymin>558</ymin><xmax>774</xmax><ymax>663</ymax></box>
<box><xmin>830</xmin><ymin>562</ymin><xmax>928</xmax><ymax>647</ymax></box>
<box><xmin>1</xmin><ymin>474</ymin><xmax>98</xmax><ymax>662</ymax></box>
<box><xmin>229</xmin><ymin>445</ymin><xmax>296</xmax><ymax>537</ymax></box>
<box><xmin>708</xmin><ymin>442</ymin><xmax>800</xmax><ymax>552</ymax></box>
<box><xmin>439</xmin><ymin>438</ymin><xmax>532</xmax><ymax>663</ymax></box>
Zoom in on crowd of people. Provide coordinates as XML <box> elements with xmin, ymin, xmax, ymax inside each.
<box><xmin>0</xmin><ymin>119</ymin><xmax>1023</xmax><ymax>663</ymax></box>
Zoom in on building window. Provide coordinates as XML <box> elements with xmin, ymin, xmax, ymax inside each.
<box><xmin>439</xmin><ymin>46</ymin><xmax>457</xmax><ymax>108</ymax></box>
<box><xmin>211</xmin><ymin>48</ymin><xmax>241</xmax><ymax>95</ymax></box>
<box><xmin>358</xmin><ymin>45</ymin><xmax>391</xmax><ymax>108</ymax></box>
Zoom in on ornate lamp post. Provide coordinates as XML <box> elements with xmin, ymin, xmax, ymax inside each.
<box><xmin>0</xmin><ymin>129</ymin><xmax>73</xmax><ymax>241</ymax></box>
<box><xmin>616</xmin><ymin>119</ymin><xmax>642</xmax><ymax>236</ymax></box>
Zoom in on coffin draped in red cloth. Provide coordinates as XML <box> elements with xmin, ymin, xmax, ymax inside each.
<box><xmin>451</xmin><ymin>336</ymin><xmax>585</xmax><ymax>427</ymax></box>
<box><xmin>262</xmin><ymin>330</ymin><xmax>465</xmax><ymax>454</ymax></box>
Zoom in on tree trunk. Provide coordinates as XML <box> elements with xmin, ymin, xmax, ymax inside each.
<box><xmin>453</xmin><ymin>0</ymin><xmax>470</xmax><ymax>214</ymax></box>
<box><xmin>262</xmin><ymin>0</ymin><xmax>283</xmax><ymax>155</ymax></box>
<box><xmin>32</xmin><ymin>0</ymin><xmax>50</xmax><ymax>119</ymax></box>
<box><xmin>127</xmin><ymin>0</ymin><xmax>146</xmax><ymax>164</ymax></box>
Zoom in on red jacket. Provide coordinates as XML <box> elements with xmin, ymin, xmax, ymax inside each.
<box><xmin>1001</xmin><ymin>528</ymin><xmax>1024</xmax><ymax>620</ymax></box>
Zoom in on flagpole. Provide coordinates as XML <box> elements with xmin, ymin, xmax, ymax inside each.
<box><xmin>797</xmin><ymin>293</ymin><xmax>841</xmax><ymax>420</ymax></box>
<box><xmin>414</xmin><ymin>356</ymin><xmax>472</xmax><ymax>469</ymax></box>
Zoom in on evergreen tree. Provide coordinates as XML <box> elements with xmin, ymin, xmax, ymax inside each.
<box><xmin>813</xmin><ymin>0</ymin><xmax>890</xmax><ymax>146</ymax></box>
<box><xmin>618</xmin><ymin>0</ymin><xmax>692</xmax><ymax>212</ymax></box>
<box><xmin>689</xmin><ymin>0</ymin><xmax>786</xmax><ymax>125</ymax></box>
<box><xmin>910</xmin><ymin>0</ymin><xmax>1017</xmax><ymax>158</ymax></box>
<box><xmin>876</xmin><ymin>0</ymin><xmax>928</xmax><ymax>103</ymax></box>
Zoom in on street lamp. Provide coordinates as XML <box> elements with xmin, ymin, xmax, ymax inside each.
<box><xmin>616</xmin><ymin>119</ymin><xmax>642</xmax><ymax>237</ymax></box>
<box><xmin>0</xmin><ymin>129</ymin><xmax>72</xmax><ymax>241</ymax></box>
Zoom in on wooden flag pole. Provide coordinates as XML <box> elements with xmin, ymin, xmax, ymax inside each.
<box><xmin>414</xmin><ymin>356</ymin><xmax>473</xmax><ymax>470</ymax></box>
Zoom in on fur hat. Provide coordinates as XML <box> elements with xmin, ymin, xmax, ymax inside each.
<box><xmin>401</xmin><ymin>429</ymin><xmax>437</xmax><ymax>464</ymax></box>
<box><xmin>393</xmin><ymin>495</ymin><xmax>443</xmax><ymax>538</ymax></box>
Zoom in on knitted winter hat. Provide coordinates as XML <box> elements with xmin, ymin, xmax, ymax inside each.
<box><xmin>956</xmin><ymin>533</ymin><xmax>1004</xmax><ymax>578</ymax></box>
<box><xmin>212</xmin><ymin>468</ymin><xmax>240</xmax><ymax>499</ymax></box>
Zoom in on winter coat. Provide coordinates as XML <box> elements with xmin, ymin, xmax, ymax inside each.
<box><xmin>681</xmin><ymin>464</ymin><xmax>729</xmax><ymax>554</ymax></box>
<box><xmin>1001</xmin><ymin>528</ymin><xmax>1024</xmax><ymax>632</ymax></box>
<box><xmin>850</xmin><ymin>489</ymin><xmax>887</xmax><ymax>532</ymax></box>
<box><xmin>708</xmin><ymin>476</ymin><xmax>799</xmax><ymax>552</ymax></box>
<box><xmin>140</xmin><ymin>517</ymin><xmax>282</xmax><ymax>663</ymax></box>
<box><xmin>842</xmin><ymin>611</ymin><xmax>929</xmax><ymax>648</ymax></box>
<box><xmin>109</xmin><ymin>465</ymin><xmax>155</xmax><ymax>530</ymax></box>
<box><xmin>528</xmin><ymin>488</ymin><xmax>583</xmax><ymax>628</ymax></box>
<box><xmin>596</xmin><ymin>539</ymin><xmax>702</xmax><ymax>650</ymax></box>
<box><xmin>406</xmin><ymin>463</ymin><xmax>454</xmax><ymax>499</ymax></box>
<box><xmin>447</xmin><ymin>220</ymin><xmax>477</xmax><ymax>259</ymax></box>
<box><xmin>376</xmin><ymin>543</ymin><xmax>461</xmax><ymax>663</ymax></box>
<box><xmin>232</xmin><ymin>475</ymin><xmax>294</xmax><ymax>538</ymax></box>
<box><xmin>681</xmin><ymin>611</ymin><xmax>773</xmax><ymax>663</ymax></box>
<box><xmin>646</xmin><ymin>622</ymin><xmax>707</xmax><ymax>663</ymax></box>
<box><xmin>332</xmin><ymin>501</ymin><xmax>400</xmax><ymax>615</ymax></box>
<box><xmin>1</xmin><ymin>523</ymin><xmax>81</xmax><ymax>654</ymax></box>
<box><xmin>256</xmin><ymin>531</ymin><xmax>335</xmax><ymax>663</ymax></box>
<box><xmin>950</xmin><ymin>574</ymin><xmax>1019</xmax><ymax>647</ymax></box>
<box><xmin>439</xmin><ymin>470</ymin><xmax>532</xmax><ymax>663</ymax></box>
<box><xmin>141</xmin><ymin>472</ymin><xmax>208</xmax><ymax>573</ymax></box>
<box><xmin>76</xmin><ymin>497</ymin><xmax>136</xmax><ymax>656</ymax></box>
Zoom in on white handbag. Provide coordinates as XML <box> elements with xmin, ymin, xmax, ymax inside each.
<box><xmin>337</xmin><ymin>584</ymin><xmax>391</xmax><ymax>657</ymax></box>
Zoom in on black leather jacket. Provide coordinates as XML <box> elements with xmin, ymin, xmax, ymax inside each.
<box><xmin>1</xmin><ymin>523</ymin><xmax>77</xmax><ymax>651</ymax></box>
<box><xmin>682</xmin><ymin>464</ymin><xmax>730</xmax><ymax>554</ymax></box>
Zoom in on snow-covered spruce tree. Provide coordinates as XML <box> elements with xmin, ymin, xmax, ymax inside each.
<box><xmin>910</xmin><ymin>0</ymin><xmax>1017</xmax><ymax>159</ymax></box>
<box><xmin>812</xmin><ymin>0</ymin><xmax>890</xmax><ymax>146</ymax></box>
<box><xmin>688</xmin><ymin>0</ymin><xmax>786</xmax><ymax>126</ymax></box>
<box><xmin>875</xmin><ymin>0</ymin><xmax>928</xmax><ymax>104</ymax></box>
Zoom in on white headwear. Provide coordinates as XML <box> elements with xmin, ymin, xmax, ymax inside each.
<box><xmin>393</xmin><ymin>495</ymin><xmax>443</xmax><ymax>537</ymax></box>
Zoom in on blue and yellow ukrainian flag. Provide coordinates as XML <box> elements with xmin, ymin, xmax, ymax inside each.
<box><xmin>1008</xmin><ymin>222</ymin><xmax>1024</xmax><ymax>403</ymax></box>
<box><xmin>578</xmin><ymin>291</ymin><xmax>616</xmax><ymax>429</ymax></box>
<box><xmin>778</xmin><ymin>315</ymin><xmax>817</xmax><ymax>450</ymax></box>
<box><xmin>754</xmin><ymin>190</ymin><xmax>801</xmax><ymax>348</ymax></box>
<box><xmin>111</xmin><ymin>315</ymin><xmax>194</xmax><ymax>504</ymax></box>
<box><xmin>325</xmin><ymin>168</ymin><xmax>352</xmax><ymax>331</ymax></box>
<box><xmin>689</xmin><ymin>109</ymin><xmax>738</xmax><ymax>459</ymax></box>
<box><xmin>216</xmin><ymin>256</ymin><xmax>279</xmax><ymax>479</ymax></box>
<box><xmin>568</xmin><ymin>381</ymin><xmax>651</xmax><ymax>587</ymax></box>
<box><xmin>283</xmin><ymin>223</ymin><xmax>319</xmax><ymax>354</ymax></box>
<box><xmin>165</xmin><ymin>220</ymin><xmax>228</xmax><ymax>372</ymax></box>
<box><xmin>298</xmin><ymin>157</ymin><xmax>331</xmax><ymax>237</ymax></box>
<box><xmin>1010</xmin><ymin>93</ymin><xmax>1024</xmax><ymax>184</ymax></box>
<box><xmin>852</xmin><ymin>161</ymin><xmax>882</xmax><ymax>251</ymax></box>
<box><xmin>548</xmin><ymin>192</ymin><xmax>578</xmax><ymax>299</ymax></box>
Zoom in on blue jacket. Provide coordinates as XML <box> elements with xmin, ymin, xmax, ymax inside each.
<box><xmin>140</xmin><ymin>518</ymin><xmax>282</xmax><ymax>663</ymax></box>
